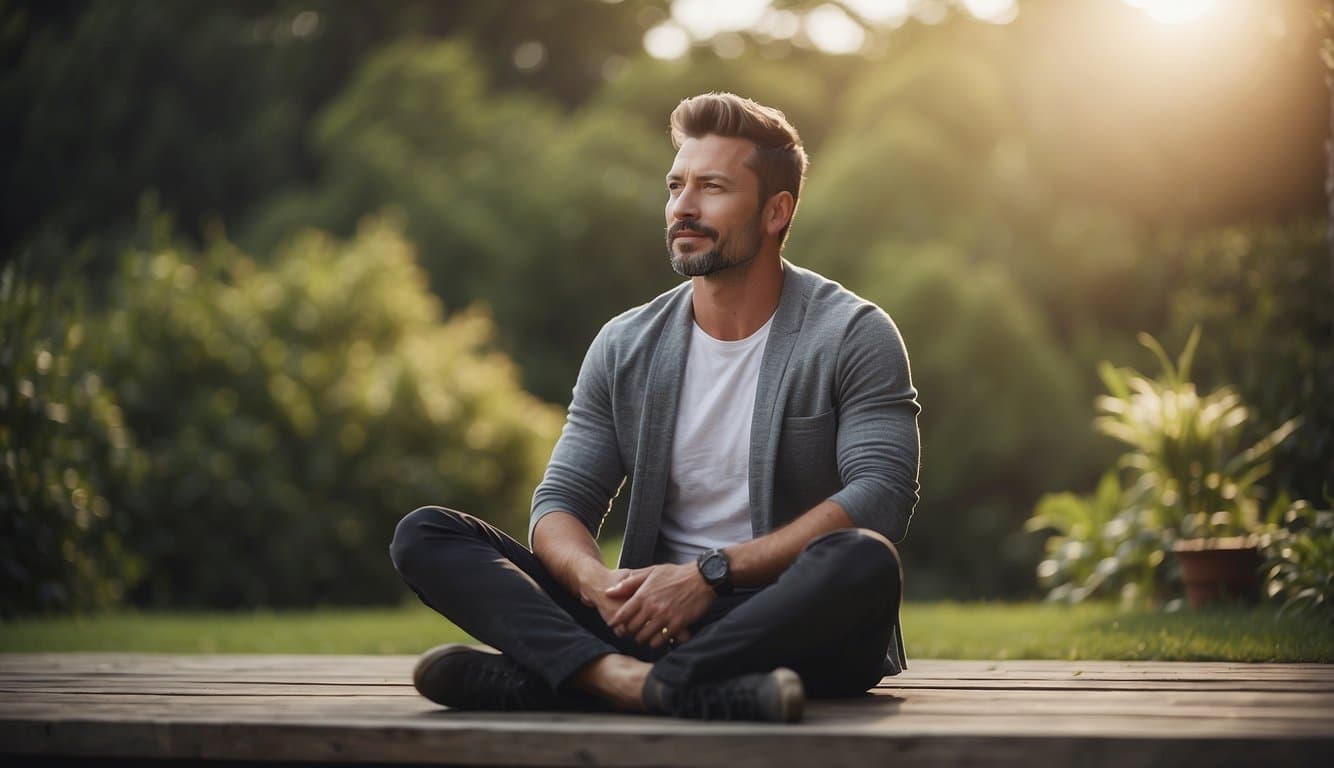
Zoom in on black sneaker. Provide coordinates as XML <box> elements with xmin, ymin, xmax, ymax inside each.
<box><xmin>642</xmin><ymin>668</ymin><xmax>805</xmax><ymax>722</ymax></box>
<box><xmin>413</xmin><ymin>644</ymin><xmax>569</xmax><ymax>711</ymax></box>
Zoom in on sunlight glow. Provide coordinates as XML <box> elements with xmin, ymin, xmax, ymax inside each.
<box><xmin>644</xmin><ymin>22</ymin><xmax>691</xmax><ymax>59</ymax></box>
<box><xmin>962</xmin><ymin>0</ymin><xmax>1019</xmax><ymax>25</ymax></box>
<box><xmin>1124</xmin><ymin>0</ymin><xmax>1220</xmax><ymax>25</ymax></box>
<box><xmin>805</xmin><ymin>3</ymin><xmax>866</xmax><ymax>55</ymax></box>
<box><xmin>671</xmin><ymin>0</ymin><xmax>771</xmax><ymax>39</ymax></box>
<box><xmin>842</xmin><ymin>0</ymin><xmax>913</xmax><ymax>26</ymax></box>
<box><xmin>755</xmin><ymin>8</ymin><xmax>801</xmax><ymax>40</ymax></box>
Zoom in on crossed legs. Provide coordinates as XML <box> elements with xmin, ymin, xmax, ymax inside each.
<box><xmin>389</xmin><ymin>506</ymin><xmax>902</xmax><ymax>709</ymax></box>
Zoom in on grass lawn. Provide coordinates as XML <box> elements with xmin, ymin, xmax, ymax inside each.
<box><xmin>2</xmin><ymin>602</ymin><xmax>1329</xmax><ymax>661</ymax></box>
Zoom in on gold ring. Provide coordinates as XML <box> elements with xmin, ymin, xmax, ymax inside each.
<box><xmin>660</xmin><ymin>627</ymin><xmax>671</xmax><ymax>637</ymax></box>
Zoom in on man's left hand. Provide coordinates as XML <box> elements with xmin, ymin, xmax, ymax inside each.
<box><xmin>605</xmin><ymin>563</ymin><xmax>715</xmax><ymax>649</ymax></box>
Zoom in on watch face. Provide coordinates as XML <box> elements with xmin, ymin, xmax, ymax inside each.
<box><xmin>701</xmin><ymin>552</ymin><xmax>727</xmax><ymax>582</ymax></box>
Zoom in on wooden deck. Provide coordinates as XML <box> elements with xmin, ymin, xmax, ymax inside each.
<box><xmin>1</xmin><ymin>653</ymin><xmax>1331</xmax><ymax>766</ymax></box>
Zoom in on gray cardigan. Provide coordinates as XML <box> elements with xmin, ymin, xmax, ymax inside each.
<box><xmin>530</xmin><ymin>260</ymin><xmax>920</xmax><ymax>566</ymax></box>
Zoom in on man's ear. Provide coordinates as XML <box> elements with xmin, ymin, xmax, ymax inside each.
<box><xmin>763</xmin><ymin>191</ymin><xmax>795</xmax><ymax>238</ymax></box>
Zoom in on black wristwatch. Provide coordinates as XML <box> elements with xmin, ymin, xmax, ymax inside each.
<box><xmin>696</xmin><ymin>548</ymin><xmax>733</xmax><ymax>596</ymax></box>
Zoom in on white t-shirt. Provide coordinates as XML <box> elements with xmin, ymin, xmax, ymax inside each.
<box><xmin>657</xmin><ymin>314</ymin><xmax>774</xmax><ymax>564</ymax></box>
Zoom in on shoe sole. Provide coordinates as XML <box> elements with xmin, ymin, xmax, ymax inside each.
<box><xmin>770</xmin><ymin>667</ymin><xmax>805</xmax><ymax>723</ymax></box>
<box><xmin>413</xmin><ymin>643</ymin><xmax>496</xmax><ymax>706</ymax></box>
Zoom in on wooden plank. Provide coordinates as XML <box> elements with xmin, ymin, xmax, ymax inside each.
<box><xmin>0</xmin><ymin>679</ymin><xmax>1320</xmax><ymax>702</ymax></box>
<box><xmin>4</xmin><ymin>690</ymin><xmax>1332</xmax><ymax>729</ymax></box>
<box><xmin>5</xmin><ymin>691</ymin><xmax>1333</xmax><ymax>734</ymax></box>
<box><xmin>1</xmin><ymin>717</ymin><xmax>1329</xmax><ymax>767</ymax></box>
<box><xmin>0</xmin><ymin>688</ymin><xmax>407</xmax><ymax>702</ymax></box>
<box><xmin>5</xmin><ymin>654</ymin><xmax>1326</xmax><ymax>675</ymax></box>
<box><xmin>1</xmin><ymin>654</ymin><xmax>1331</xmax><ymax>767</ymax></box>
<box><xmin>5</xmin><ymin>653</ymin><xmax>1327</xmax><ymax>685</ymax></box>
<box><xmin>5</xmin><ymin>674</ymin><xmax>1329</xmax><ymax>694</ymax></box>
<box><xmin>5</xmin><ymin>654</ymin><xmax>1331</xmax><ymax>681</ymax></box>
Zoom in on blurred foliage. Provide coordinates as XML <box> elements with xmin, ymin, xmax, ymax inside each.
<box><xmin>1027</xmin><ymin>330</ymin><xmax>1299</xmax><ymax>606</ymax></box>
<box><xmin>1259</xmin><ymin>500</ymin><xmax>1334</xmax><ymax>618</ymax></box>
<box><xmin>1</xmin><ymin>0</ymin><xmax>663</xmax><ymax>262</ymax></box>
<box><xmin>90</xmin><ymin>219</ymin><xmax>561</xmax><ymax>608</ymax></box>
<box><xmin>858</xmin><ymin>245</ymin><xmax>1091</xmax><ymax>598</ymax></box>
<box><xmin>3</xmin><ymin>0</ymin><xmax>327</xmax><ymax>267</ymax></box>
<box><xmin>1168</xmin><ymin>222</ymin><xmax>1332</xmax><ymax>506</ymax></box>
<box><xmin>0</xmin><ymin>258</ymin><xmax>144</xmax><ymax>615</ymax></box>
<box><xmin>588</xmin><ymin>50</ymin><xmax>840</xmax><ymax>149</ymax></box>
<box><xmin>1025</xmin><ymin>471</ymin><xmax>1163</xmax><ymax>606</ymax></box>
<box><xmin>792</xmin><ymin>28</ymin><xmax>1024</xmax><ymax>280</ymax></box>
<box><xmin>239</xmin><ymin>38</ymin><xmax>678</xmax><ymax>402</ymax></box>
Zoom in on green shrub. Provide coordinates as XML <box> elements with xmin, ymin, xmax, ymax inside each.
<box><xmin>0</xmin><ymin>259</ymin><xmax>144</xmax><ymax>615</ymax></box>
<box><xmin>1025</xmin><ymin>471</ymin><xmax>1163</xmax><ymax>605</ymax></box>
<box><xmin>1259</xmin><ymin>500</ymin><xmax>1334</xmax><ymax>617</ymax></box>
<box><xmin>94</xmin><ymin>219</ymin><xmax>562</xmax><ymax>608</ymax></box>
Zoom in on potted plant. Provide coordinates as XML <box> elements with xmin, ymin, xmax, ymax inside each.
<box><xmin>1026</xmin><ymin>328</ymin><xmax>1304</xmax><ymax>609</ymax></box>
<box><xmin>1093</xmin><ymin>328</ymin><xmax>1299</xmax><ymax>608</ymax></box>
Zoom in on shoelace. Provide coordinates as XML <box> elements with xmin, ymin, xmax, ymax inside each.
<box><xmin>681</xmin><ymin>680</ymin><xmax>759</xmax><ymax>720</ymax></box>
<box><xmin>462</xmin><ymin>657</ymin><xmax>533</xmax><ymax>709</ymax></box>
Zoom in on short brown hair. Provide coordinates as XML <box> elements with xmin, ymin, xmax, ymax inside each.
<box><xmin>670</xmin><ymin>92</ymin><xmax>808</xmax><ymax>244</ymax></box>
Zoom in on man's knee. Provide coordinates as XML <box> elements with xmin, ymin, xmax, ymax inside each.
<box><xmin>804</xmin><ymin>527</ymin><xmax>902</xmax><ymax>592</ymax></box>
<box><xmin>389</xmin><ymin>505</ymin><xmax>468</xmax><ymax>575</ymax></box>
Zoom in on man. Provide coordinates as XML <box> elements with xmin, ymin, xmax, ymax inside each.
<box><xmin>390</xmin><ymin>92</ymin><xmax>919</xmax><ymax>722</ymax></box>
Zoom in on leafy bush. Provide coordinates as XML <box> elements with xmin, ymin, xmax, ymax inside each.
<box><xmin>0</xmin><ymin>259</ymin><xmax>144</xmax><ymax>615</ymax></box>
<box><xmin>1025</xmin><ymin>471</ymin><xmax>1163</xmax><ymax>605</ymax></box>
<box><xmin>1259</xmin><ymin>500</ymin><xmax>1334</xmax><ymax>617</ymax></box>
<box><xmin>93</xmin><ymin>219</ymin><xmax>562</xmax><ymax>608</ymax></box>
<box><xmin>1027</xmin><ymin>329</ymin><xmax>1298</xmax><ymax>605</ymax></box>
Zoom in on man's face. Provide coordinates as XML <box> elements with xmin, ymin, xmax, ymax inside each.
<box><xmin>664</xmin><ymin>134</ymin><xmax>765</xmax><ymax>278</ymax></box>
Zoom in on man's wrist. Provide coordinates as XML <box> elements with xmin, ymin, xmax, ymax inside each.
<box><xmin>570</xmin><ymin>555</ymin><xmax>613</xmax><ymax>599</ymax></box>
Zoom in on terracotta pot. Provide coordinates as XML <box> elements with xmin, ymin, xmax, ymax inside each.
<box><xmin>1174</xmin><ymin>536</ymin><xmax>1261</xmax><ymax>609</ymax></box>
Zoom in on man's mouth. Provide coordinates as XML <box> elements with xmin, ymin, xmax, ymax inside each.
<box><xmin>670</xmin><ymin>223</ymin><xmax>716</xmax><ymax>243</ymax></box>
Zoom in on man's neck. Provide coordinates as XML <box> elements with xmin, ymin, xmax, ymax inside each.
<box><xmin>690</xmin><ymin>254</ymin><xmax>784</xmax><ymax>341</ymax></box>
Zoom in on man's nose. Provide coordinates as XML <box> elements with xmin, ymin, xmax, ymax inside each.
<box><xmin>670</xmin><ymin>185</ymin><xmax>699</xmax><ymax>220</ymax></box>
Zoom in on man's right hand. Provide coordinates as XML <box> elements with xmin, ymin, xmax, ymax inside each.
<box><xmin>579</xmin><ymin>567</ymin><xmax>634</xmax><ymax>627</ymax></box>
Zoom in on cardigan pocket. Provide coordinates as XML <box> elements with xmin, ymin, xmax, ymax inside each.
<box><xmin>775</xmin><ymin>409</ymin><xmax>841</xmax><ymax>518</ymax></box>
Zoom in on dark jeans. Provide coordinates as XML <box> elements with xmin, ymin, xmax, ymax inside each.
<box><xmin>389</xmin><ymin>506</ymin><xmax>903</xmax><ymax>698</ymax></box>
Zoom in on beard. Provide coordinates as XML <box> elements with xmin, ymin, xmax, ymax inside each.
<box><xmin>666</xmin><ymin>213</ymin><xmax>762</xmax><ymax>278</ymax></box>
